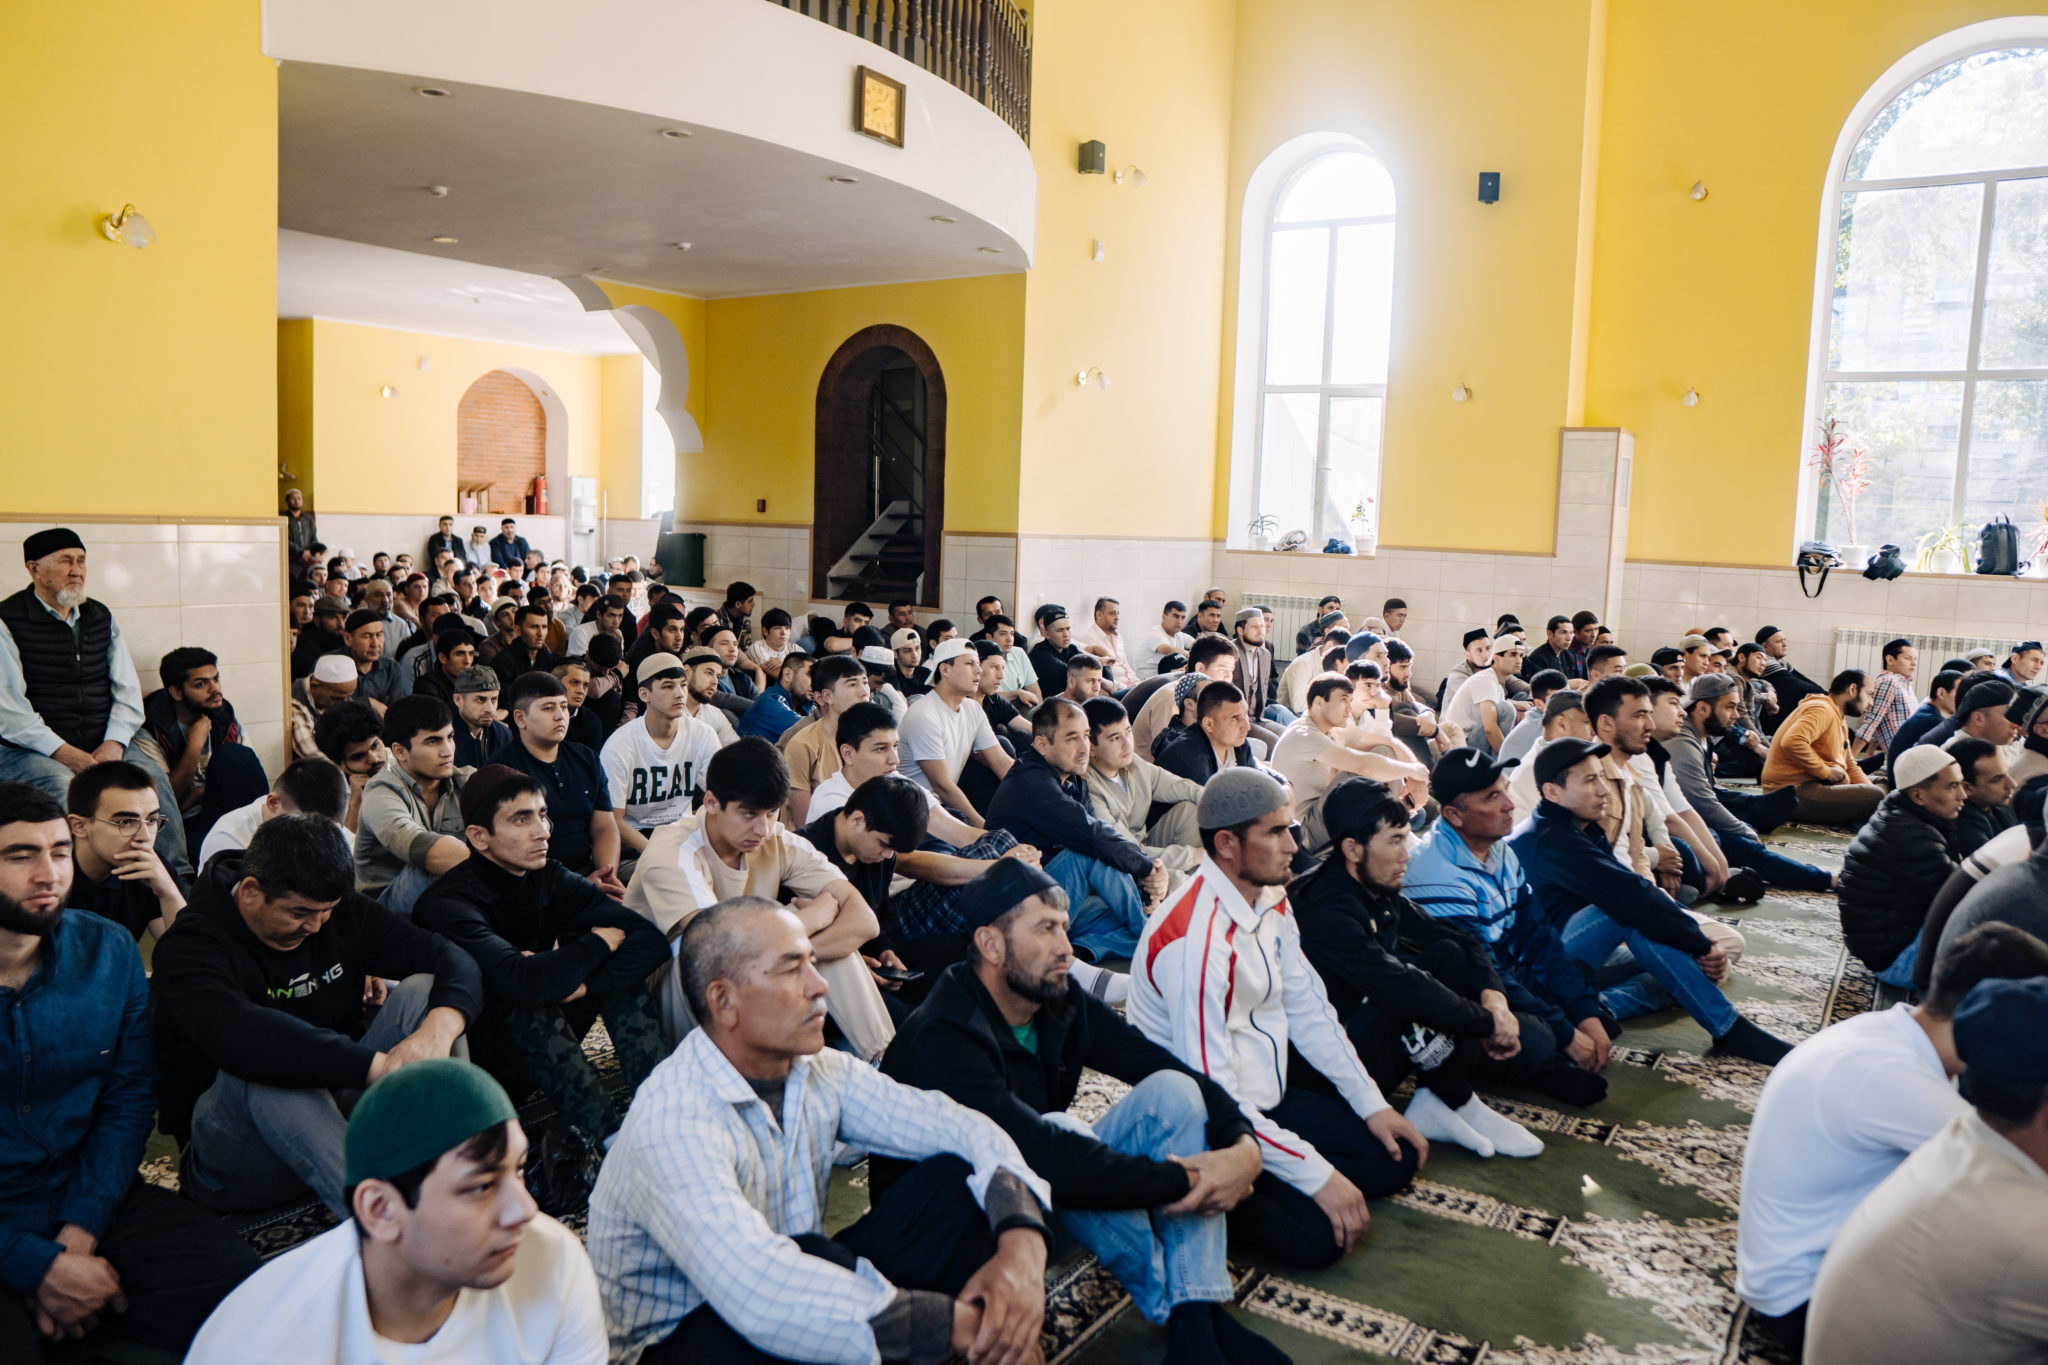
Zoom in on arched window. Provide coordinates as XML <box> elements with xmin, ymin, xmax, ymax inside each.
<box><xmin>1809</xmin><ymin>42</ymin><xmax>2048</xmax><ymax>557</ymax></box>
<box><xmin>1230</xmin><ymin>138</ymin><xmax>1396</xmax><ymax>548</ymax></box>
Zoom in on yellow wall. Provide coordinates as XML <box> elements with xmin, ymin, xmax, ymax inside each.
<box><xmin>695</xmin><ymin>276</ymin><xmax>1027</xmax><ymax>531</ymax></box>
<box><xmin>293</xmin><ymin>320</ymin><xmax>606</xmax><ymax>515</ymax></box>
<box><xmin>1018</xmin><ymin>0</ymin><xmax>1237</xmax><ymax>539</ymax></box>
<box><xmin>1585</xmin><ymin>0</ymin><xmax>2028</xmax><ymax>566</ymax></box>
<box><xmin>1</xmin><ymin>2</ymin><xmax>276</xmax><ymax>517</ymax></box>
<box><xmin>1217</xmin><ymin>0</ymin><xmax>1607</xmax><ymax>554</ymax></box>
<box><xmin>594</xmin><ymin>280</ymin><xmax>709</xmax><ymax>437</ymax></box>
<box><xmin>598</xmin><ymin>354</ymin><xmax>650</xmax><ymax>521</ymax></box>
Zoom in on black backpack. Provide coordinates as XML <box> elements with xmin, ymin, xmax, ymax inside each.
<box><xmin>1978</xmin><ymin>517</ymin><xmax>2021</xmax><ymax>576</ymax></box>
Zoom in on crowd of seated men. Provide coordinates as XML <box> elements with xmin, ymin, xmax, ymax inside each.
<box><xmin>7</xmin><ymin>518</ymin><xmax>2048</xmax><ymax>1363</ymax></box>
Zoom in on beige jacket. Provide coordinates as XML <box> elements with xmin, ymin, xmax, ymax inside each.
<box><xmin>1085</xmin><ymin>759</ymin><xmax>1203</xmax><ymax>873</ymax></box>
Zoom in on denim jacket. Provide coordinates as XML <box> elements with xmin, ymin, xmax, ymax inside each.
<box><xmin>0</xmin><ymin>910</ymin><xmax>154</xmax><ymax>1292</ymax></box>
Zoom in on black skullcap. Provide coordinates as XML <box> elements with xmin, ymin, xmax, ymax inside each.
<box><xmin>1953</xmin><ymin>977</ymin><xmax>2048</xmax><ymax>1086</ymax></box>
<box><xmin>1462</xmin><ymin>627</ymin><xmax>1489</xmax><ymax>648</ymax></box>
<box><xmin>458</xmin><ymin>764</ymin><xmax>529</xmax><ymax>830</ymax></box>
<box><xmin>957</xmin><ymin>858</ymin><xmax>1065</xmax><ymax>931</ymax></box>
<box><xmin>22</xmin><ymin>527</ymin><xmax>84</xmax><ymax>563</ymax></box>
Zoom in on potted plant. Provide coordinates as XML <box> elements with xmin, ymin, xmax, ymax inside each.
<box><xmin>1348</xmin><ymin>497</ymin><xmax>1378</xmax><ymax>554</ymax></box>
<box><xmin>1914</xmin><ymin>523</ymin><xmax>1972</xmax><ymax>576</ymax></box>
<box><xmin>1246</xmin><ymin>513</ymin><xmax>1279</xmax><ymax>552</ymax></box>
<box><xmin>1809</xmin><ymin>414</ymin><xmax>1872</xmax><ymax>560</ymax></box>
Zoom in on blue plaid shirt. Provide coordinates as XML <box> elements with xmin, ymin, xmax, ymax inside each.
<box><xmin>587</xmin><ymin>1027</ymin><xmax>1050</xmax><ymax>1364</ymax></box>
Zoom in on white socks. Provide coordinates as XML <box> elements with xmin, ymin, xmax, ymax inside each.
<box><xmin>1404</xmin><ymin>1087</ymin><xmax>1493</xmax><ymax>1158</ymax></box>
<box><xmin>1071</xmin><ymin>960</ymin><xmax>1130</xmax><ymax>1006</ymax></box>
<box><xmin>1454</xmin><ymin>1096</ymin><xmax>1545</xmax><ymax>1159</ymax></box>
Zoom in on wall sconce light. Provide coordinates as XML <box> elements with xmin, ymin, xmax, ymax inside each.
<box><xmin>1113</xmin><ymin>165</ymin><xmax>1147</xmax><ymax>187</ymax></box>
<box><xmin>1681</xmin><ymin>387</ymin><xmax>1701</xmax><ymax>407</ymax></box>
<box><xmin>1451</xmin><ymin>384</ymin><xmax>1471</xmax><ymax>403</ymax></box>
<box><xmin>1690</xmin><ymin>181</ymin><xmax>1709</xmax><ymax>201</ymax></box>
<box><xmin>1091</xmin><ymin>239</ymin><xmax>1106</xmax><ymax>263</ymax></box>
<box><xmin>380</xmin><ymin>385</ymin><xmax>398</xmax><ymax>398</ymax></box>
<box><xmin>99</xmin><ymin>204</ymin><xmax>155</xmax><ymax>249</ymax></box>
<box><xmin>1075</xmin><ymin>367</ymin><xmax>1110</xmax><ymax>390</ymax></box>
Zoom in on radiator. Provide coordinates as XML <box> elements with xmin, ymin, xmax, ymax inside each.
<box><xmin>1830</xmin><ymin>628</ymin><xmax>2015</xmax><ymax>678</ymax></box>
<box><xmin>1246</xmin><ymin>593</ymin><xmax>1328</xmax><ymax>664</ymax></box>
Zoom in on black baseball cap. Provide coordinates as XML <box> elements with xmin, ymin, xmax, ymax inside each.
<box><xmin>1533</xmin><ymin>737</ymin><xmax>1610</xmax><ymax>789</ymax></box>
<box><xmin>1429</xmin><ymin>749</ymin><xmax>1519</xmax><ymax>805</ymax></box>
<box><xmin>1650</xmin><ymin>646</ymin><xmax>1682</xmax><ymax>667</ymax></box>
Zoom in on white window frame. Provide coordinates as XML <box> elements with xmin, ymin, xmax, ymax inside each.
<box><xmin>1797</xmin><ymin>21</ymin><xmax>2048</xmax><ymax>554</ymax></box>
<box><xmin>1227</xmin><ymin>132</ymin><xmax>1394</xmax><ymax>550</ymax></box>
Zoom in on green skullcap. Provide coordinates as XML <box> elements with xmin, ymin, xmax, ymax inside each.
<box><xmin>344</xmin><ymin>1058</ymin><xmax>517</xmax><ymax>1188</ymax></box>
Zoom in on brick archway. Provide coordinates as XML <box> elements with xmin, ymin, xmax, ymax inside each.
<box><xmin>812</xmin><ymin>325</ymin><xmax>946</xmax><ymax>604</ymax></box>
<box><xmin>457</xmin><ymin>369</ymin><xmax>547</xmax><ymax>515</ymax></box>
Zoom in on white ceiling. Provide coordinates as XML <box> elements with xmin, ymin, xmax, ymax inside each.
<box><xmin>277</xmin><ymin>229</ymin><xmax>643</xmax><ymax>353</ymax></box>
<box><xmin>278</xmin><ymin>60</ymin><xmax>1028</xmax><ymax>299</ymax></box>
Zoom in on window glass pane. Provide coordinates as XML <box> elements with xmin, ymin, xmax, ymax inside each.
<box><xmin>1329</xmin><ymin>224</ymin><xmax>1396</xmax><ymax>385</ymax></box>
<box><xmin>1831</xmin><ymin>184</ymin><xmax>1981</xmax><ymax>371</ymax></box>
<box><xmin>1851</xmin><ymin>49</ymin><xmax>2048</xmax><ymax>182</ymax></box>
<box><xmin>1276</xmin><ymin>152</ymin><xmax>1396</xmax><ymax>223</ymax></box>
<box><xmin>1257</xmin><ymin>394</ymin><xmax>1320</xmax><ymax>537</ymax></box>
<box><xmin>1265</xmin><ymin>227</ymin><xmax>1329</xmax><ymax>386</ymax></box>
<box><xmin>1324</xmin><ymin>396</ymin><xmax>1384</xmax><ymax>540</ymax></box>
<box><xmin>1979</xmin><ymin>177</ymin><xmax>2048</xmax><ymax>369</ymax></box>
<box><xmin>1963</xmin><ymin>380</ymin><xmax>2048</xmax><ymax>534</ymax></box>
<box><xmin>1820</xmin><ymin>381</ymin><xmax>1964</xmax><ymax>550</ymax></box>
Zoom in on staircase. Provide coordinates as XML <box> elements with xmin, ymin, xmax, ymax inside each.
<box><xmin>827</xmin><ymin>500</ymin><xmax>925</xmax><ymax>601</ymax></box>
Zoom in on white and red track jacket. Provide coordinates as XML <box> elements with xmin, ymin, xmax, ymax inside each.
<box><xmin>1127</xmin><ymin>856</ymin><xmax>1390</xmax><ymax>1194</ymax></box>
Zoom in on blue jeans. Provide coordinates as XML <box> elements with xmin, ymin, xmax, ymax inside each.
<box><xmin>0</xmin><ymin>739</ymin><xmax>191</xmax><ymax>878</ymax></box>
<box><xmin>1044</xmin><ymin>849</ymin><xmax>1147</xmax><ymax>959</ymax></box>
<box><xmin>378</xmin><ymin>862</ymin><xmax>437</xmax><ymax>917</ymax></box>
<box><xmin>1716</xmin><ymin>828</ymin><xmax>1832</xmax><ymax>892</ymax></box>
<box><xmin>1561</xmin><ymin>906</ymin><xmax>1738</xmax><ymax>1036</ymax></box>
<box><xmin>1041</xmin><ymin>1072</ymin><xmax>1232</xmax><ymax>1323</ymax></box>
<box><xmin>1264</xmin><ymin>704</ymin><xmax>1298</xmax><ymax>727</ymax></box>
<box><xmin>1876</xmin><ymin>938</ymin><xmax>1920</xmax><ymax>989</ymax></box>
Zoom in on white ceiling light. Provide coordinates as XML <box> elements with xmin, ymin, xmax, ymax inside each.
<box><xmin>674</xmin><ymin>241</ymin><xmax>693</xmax><ymax>251</ymax></box>
<box><xmin>430</xmin><ymin>235</ymin><xmax>458</xmax><ymax>244</ymax></box>
<box><xmin>427</xmin><ymin>185</ymin><xmax>449</xmax><ymax>197</ymax></box>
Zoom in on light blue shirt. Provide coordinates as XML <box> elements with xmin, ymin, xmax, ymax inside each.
<box><xmin>0</xmin><ymin>595</ymin><xmax>144</xmax><ymax>754</ymax></box>
<box><xmin>1404</xmin><ymin>820</ymin><xmax>1528</xmax><ymax>944</ymax></box>
<box><xmin>1497</xmin><ymin>712</ymin><xmax>1544</xmax><ymax>766</ymax></box>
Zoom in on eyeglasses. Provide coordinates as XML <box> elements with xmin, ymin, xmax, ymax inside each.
<box><xmin>95</xmin><ymin>814</ymin><xmax>169</xmax><ymax>836</ymax></box>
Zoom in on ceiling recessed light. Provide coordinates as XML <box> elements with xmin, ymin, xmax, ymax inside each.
<box><xmin>658</xmin><ymin>128</ymin><xmax>692</xmax><ymax>139</ymax></box>
<box><xmin>674</xmin><ymin>241</ymin><xmax>693</xmax><ymax>251</ymax></box>
<box><xmin>829</xmin><ymin>175</ymin><xmax>859</xmax><ymax>184</ymax></box>
<box><xmin>430</xmin><ymin>235</ymin><xmax>458</xmax><ymax>244</ymax></box>
<box><xmin>978</xmin><ymin>246</ymin><xmax>1002</xmax><ymax>254</ymax></box>
<box><xmin>415</xmin><ymin>86</ymin><xmax>450</xmax><ymax>98</ymax></box>
<box><xmin>930</xmin><ymin>215</ymin><xmax>957</xmax><ymax>224</ymax></box>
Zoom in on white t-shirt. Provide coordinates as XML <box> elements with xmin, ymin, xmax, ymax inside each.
<box><xmin>809</xmin><ymin>769</ymin><xmax>941</xmax><ymax>821</ymax></box>
<box><xmin>186</xmin><ymin>1213</ymin><xmax>605</xmax><ymax>1365</ymax></box>
<box><xmin>1269</xmin><ymin>721</ymin><xmax>1342</xmax><ymax>847</ymax></box>
<box><xmin>745</xmin><ymin>640</ymin><xmax>790</xmax><ymax>670</ymax></box>
<box><xmin>600</xmin><ymin>714</ymin><xmax>722</xmax><ymax>831</ymax></box>
<box><xmin>1146</xmin><ymin>630</ymin><xmax>1194</xmax><ymax>679</ymax></box>
<box><xmin>197</xmin><ymin>794</ymin><xmax>268</xmax><ymax>869</ymax></box>
<box><xmin>684</xmin><ymin>699</ymin><xmax>739</xmax><ymax>747</ymax></box>
<box><xmin>565</xmin><ymin>621</ymin><xmax>612</xmax><ymax>658</ymax></box>
<box><xmin>895</xmin><ymin>691</ymin><xmax>999</xmax><ymax>791</ymax></box>
<box><xmin>1735</xmin><ymin>1003</ymin><xmax>1966</xmax><ymax>1316</ymax></box>
<box><xmin>1442</xmin><ymin>667</ymin><xmax>1507</xmax><ymax>737</ymax></box>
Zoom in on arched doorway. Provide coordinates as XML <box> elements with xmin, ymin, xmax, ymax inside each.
<box><xmin>813</xmin><ymin>325</ymin><xmax>946</xmax><ymax>605</ymax></box>
<box><xmin>457</xmin><ymin>369</ymin><xmax>548</xmax><ymax>515</ymax></box>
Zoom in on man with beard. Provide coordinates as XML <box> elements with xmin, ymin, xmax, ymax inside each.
<box><xmin>1760</xmin><ymin>669</ymin><xmax>1884</xmax><ymax>827</ymax></box>
<box><xmin>677</xmin><ymin>643</ymin><xmax>739</xmax><ymax>748</ymax></box>
<box><xmin>134</xmin><ymin>647</ymin><xmax>269</xmax><ymax>854</ymax></box>
<box><xmin>0</xmin><ymin>782</ymin><xmax>259</xmax><ymax>1359</ymax></box>
<box><xmin>880</xmin><ymin>860</ymin><xmax>1288</xmax><ymax>1365</ymax></box>
<box><xmin>1659</xmin><ymin>675</ymin><xmax>1832</xmax><ymax>892</ymax></box>
<box><xmin>1131</xmin><ymin>769</ymin><xmax>1429</xmax><ymax>1272</ymax></box>
<box><xmin>0</xmin><ymin>529</ymin><xmax>188</xmax><ymax>876</ymax></box>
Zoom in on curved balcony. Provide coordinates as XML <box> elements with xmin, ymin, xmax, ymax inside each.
<box><xmin>762</xmin><ymin>0</ymin><xmax>1031</xmax><ymax>143</ymax></box>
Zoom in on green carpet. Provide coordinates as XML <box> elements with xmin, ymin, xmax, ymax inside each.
<box><xmin>1057</xmin><ymin>824</ymin><xmax>1865</xmax><ymax>1365</ymax></box>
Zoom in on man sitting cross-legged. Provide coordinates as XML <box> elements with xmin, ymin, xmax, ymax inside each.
<box><xmin>61</xmin><ymin>760</ymin><xmax>186</xmax><ymax>942</ymax></box>
<box><xmin>1156</xmin><ymin>680</ymin><xmax>1262</xmax><ymax>785</ymax></box>
<box><xmin>0</xmin><ymin>782</ymin><xmax>259</xmax><ymax>1362</ymax></box>
<box><xmin>882</xmin><ymin>861</ymin><xmax>1291</xmax><ymax>1365</ymax></box>
<box><xmin>1131</xmin><ymin>769</ymin><xmax>1428</xmax><ymax>1271</ymax></box>
<box><xmin>599</xmin><ymin>652</ymin><xmax>721</xmax><ymax>863</ymax></box>
<box><xmin>1837</xmin><ymin>744</ymin><xmax>1966</xmax><ymax>990</ymax></box>
<box><xmin>1269</xmin><ymin>675</ymin><xmax>1429</xmax><ymax>856</ymax></box>
<box><xmin>1734</xmin><ymin>922</ymin><xmax>2048</xmax><ymax>1354</ymax></box>
<box><xmin>1083</xmin><ymin>696</ymin><xmax>1204</xmax><ymax>875</ymax></box>
<box><xmin>187</xmin><ymin>1059</ymin><xmax>605</xmax><ymax>1365</ymax></box>
<box><xmin>1660</xmin><ymin>675</ymin><xmax>1833</xmax><ymax>894</ymax></box>
<box><xmin>1760</xmin><ymin>668</ymin><xmax>1884</xmax><ymax>827</ymax></box>
<box><xmin>988</xmin><ymin>698</ymin><xmax>1166</xmax><ymax>960</ymax></box>
<box><xmin>152</xmin><ymin>814</ymin><xmax>483</xmax><ymax>1218</ymax></box>
<box><xmin>895</xmin><ymin>639</ymin><xmax>1014</xmax><ymax>827</ymax></box>
<box><xmin>196</xmin><ymin>756</ymin><xmax>350</xmax><ymax>868</ymax></box>
<box><xmin>356</xmin><ymin>694</ymin><xmax>472</xmax><ymax>915</ymax></box>
<box><xmin>588</xmin><ymin>896</ymin><xmax>1053</xmax><ymax>1365</ymax></box>
<box><xmin>1509</xmin><ymin>738</ymin><xmax>1793</xmax><ymax>1066</ymax></box>
<box><xmin>624</xmin><ymin>737</ymin><xmax>895</xmax><ymax>1059</ymax></box>
<box><xmin>414</xmin><ymin>766</ymin><xmax>669</xmax><ymax>1153</ymax></box>
<box><xmin>1292</xmin><ymin>780</ymin><xmax>1550</xmax><ymax>1160</ymax></box>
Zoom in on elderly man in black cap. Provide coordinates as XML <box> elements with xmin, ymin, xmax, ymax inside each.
<box><xmin>881</xmin><ymin>860</ymin><xmax>1289</xmax><ymax>1365</ymax></box>
<box><xmin>1806</xmin><ymin>975</ymin><xmax>2048</xmax><ymax>1363</ymax></box>
<box><xmin>0</xmin><ymin>527</ymin><xmax>189</xmax><ymax>875</ymax></box>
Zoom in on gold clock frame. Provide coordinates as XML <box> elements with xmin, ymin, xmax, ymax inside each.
<box><xmin>855</xmin><ymin>65</ymin><xmax>906</xmax><ymax>147</ymax></box>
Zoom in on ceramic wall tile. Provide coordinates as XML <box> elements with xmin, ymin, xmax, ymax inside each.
<box><xmin>179</xmin><ymin>604</ymin><xmax>283</xmax><ymax>667</ymax></box>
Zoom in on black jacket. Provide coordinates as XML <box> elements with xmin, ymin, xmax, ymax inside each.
<box><xmin>493</xmin><ymin>641</ymin><xmax>559</xmax><ymax>692</ymax></box>
<box><xmin>1029</xmin><ymin>640</ymin><xmax>1082</xmax><ymax>699</ymax></box>
<box><xmin>1522</xmin><ymin>642</ymin><xmax>1568</xmax><ymax>682</ymax></box>
<box><xmin>1506</xmin><ymin>800</ymin><xmax>1715</xmax><ymax>956</ymax></box>
<box><xmin>150</xmin><ymin>851</ymin><xmax>483</xmax><ymax>1142</ymax></box>
<box><xmin>985</xmin><ymin>747</ymin><xmax>1152</xmax><ymax>879</ymax></box>
<box><xmin>1155</xmin><ymin>731</ymin><xmax>1257</xmax><ymax>787</ymax></box>
<box><xmin>413</xmin><ymin>856</ymin><xmax>666</xmax><ymax>1009</ymax></box>
<box><xmin>1953</xmin><ymin>800</ymin><xmax>2018</xmax><ymax>859</ymax></box>
<box><xmin>1760</xmin><ymin>662</ymin><xmax>1826</xmax><ymax>734</ymax></box>
<box><xmin>488</xmin><ymin>532</ymin><xmax>532</xmax><ymax>569</ymax></box>
<box><xmin>1290</xmin><ymin>858</ymin><xmax>1502</xmax><ymax>1037</ymax></box>
<box><xmin>877</xmin><ymin>963</ymin><xmax>1251</xmax><ymax>1209</ymax></box>
<box><xmin>1838</xmin><ymin>790</ymin><xmax>1960</xmax><ymax>971</ymax></box>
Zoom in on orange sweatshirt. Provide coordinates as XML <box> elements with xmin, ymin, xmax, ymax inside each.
<box><xmin>1761</xmin><ymin>693</ymin><xmax>1867</xmax><ymax>790</ymax></box>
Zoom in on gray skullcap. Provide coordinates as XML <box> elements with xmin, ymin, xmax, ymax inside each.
<box><xmin>1678</xmin><ymin>634</ymin><xmax>1711</xmax><ymax>651</ymax></box>
<box><xmin>1687</xmin><ymin>673</ymin><xmax>1741</xmax><ymax>703</ymax></box>
<box><xmin>1197</xmin><ymin>767</ymin><xmax>1290</xmax><ymax>830</ymax></box>
<box><xmin>1542</xmin><ymin>689</ymin><xmax>1585</xmax><ymax>720</ymax></box>
<box><xmin>1234</xmin><ymin>606</ymin><xmax>1262</xmax><ymax>625</ymax></box>
<box><xmin>453</xmin><ymin>666</ymin><xmax>501</xmax><ymax>694</ymax></box>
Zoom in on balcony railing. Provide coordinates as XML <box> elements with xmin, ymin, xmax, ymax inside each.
<box><xmin>765</xmin><ymin>0</ymin><xmax>1031</xmax><ymax>143</ymax></box>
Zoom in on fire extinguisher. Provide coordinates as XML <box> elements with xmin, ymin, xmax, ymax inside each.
<box><xmin>532</xmin><ymin>475</ymin><xmax>549</xmax><ymax>516</ymax></box>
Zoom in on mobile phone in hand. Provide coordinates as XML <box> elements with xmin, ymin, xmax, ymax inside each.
<box><xmin>873</xmin><ymin>966</ymin><xmax>924</xmax><ymax>983</ymax></box>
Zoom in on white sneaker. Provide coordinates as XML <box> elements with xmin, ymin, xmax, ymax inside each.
<box><xmin>1455</xmin><ymin>1096</ymin><xmax>1545</xmax><ymax>1158</ymax></box>
<box><xmin>1070</xmin><ymin>960</ymin><xmax>1130</xmax><ymax>1006</ymax></box>
<box><xmin>1404</xmin><ymin>1087</ymin><xmax>1494</xmax><ymax>1158</ymax></box>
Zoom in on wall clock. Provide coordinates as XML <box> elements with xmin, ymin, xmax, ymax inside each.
<box><xmin>856</xmin><ymin>66</ymin><xmax>906</xmax><ymax>147</ymax></box>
